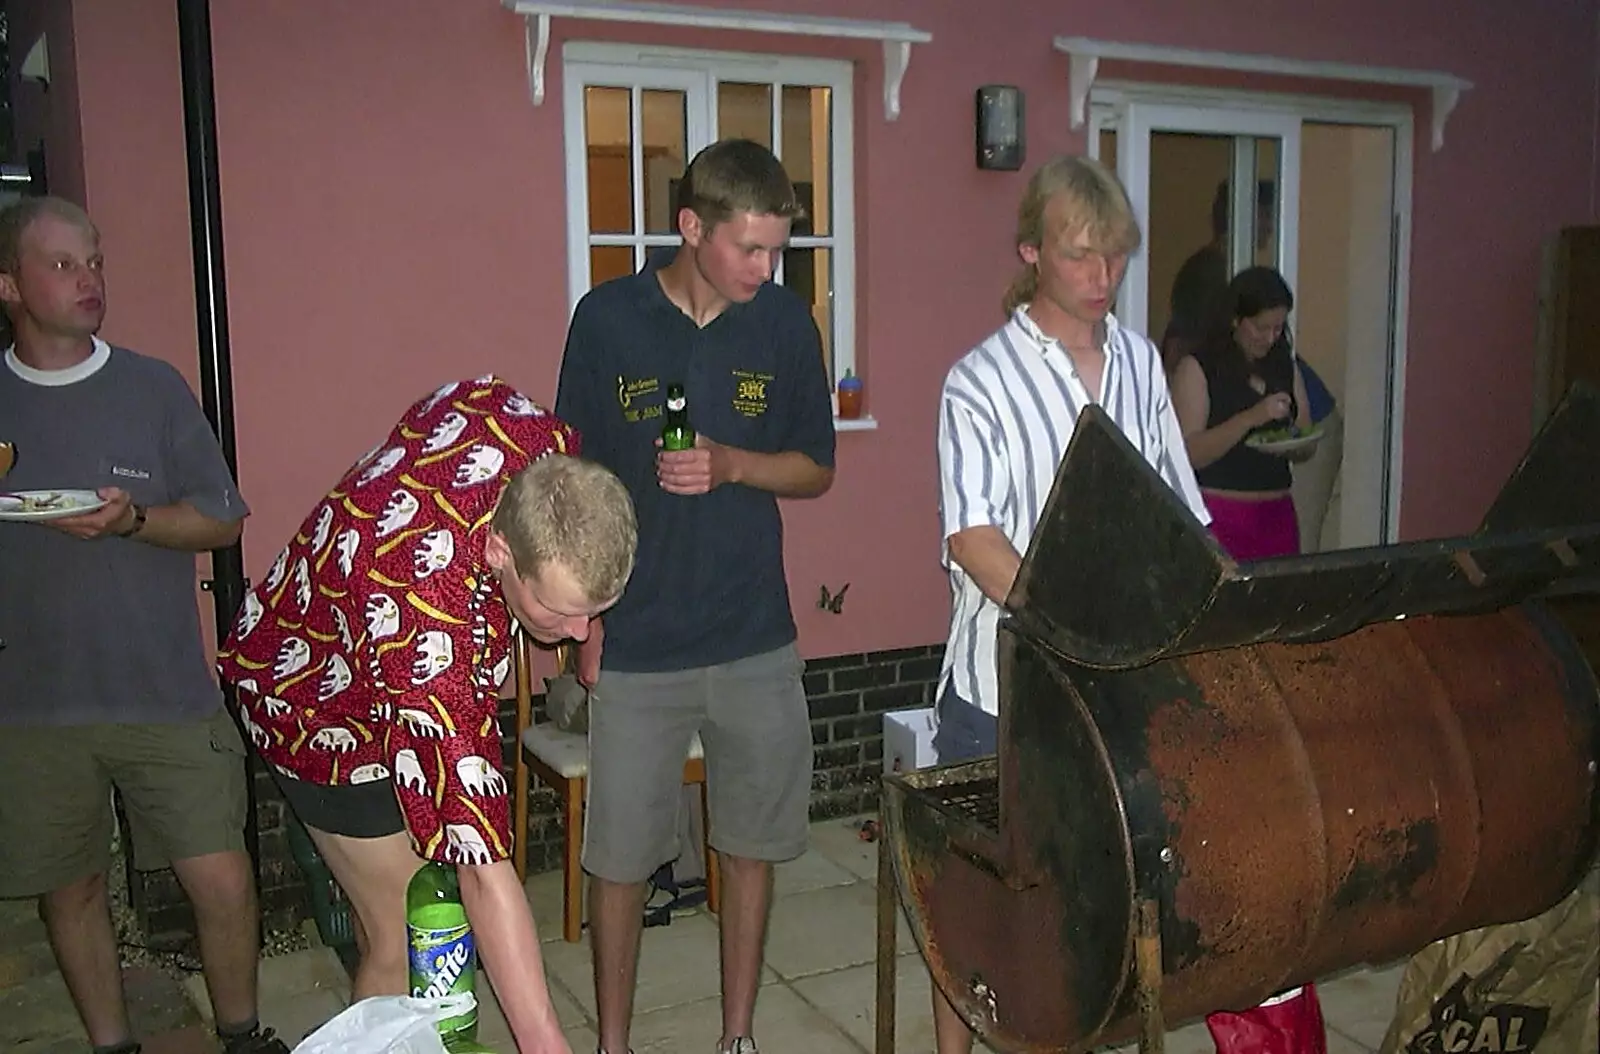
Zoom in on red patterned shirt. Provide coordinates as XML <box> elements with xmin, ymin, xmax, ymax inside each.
<box><xmin>217</xmin><ymin>376</ymin><xmax>578</xmax><ymax>864</ymax></box>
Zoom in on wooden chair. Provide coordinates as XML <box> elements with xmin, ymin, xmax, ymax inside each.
<box><xmin>510</xmin><ymin>631</ymin><xmax>720</xmax><ymax>942</ymax></box>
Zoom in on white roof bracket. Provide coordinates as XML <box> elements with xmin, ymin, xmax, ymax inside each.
<box><xmin>1429</xmin><ymin>82</ymin><xmax>1461</xmax><ymax>151</ymax></box>
<box><xmin>521</xmin><ymin>12</ymin><xmax>552</xmax><ymax>105</ymax></box>
<box><xmin>1067</xmin><ymin>49</ymin><xmax>1099</xmax><ymax>132</ymax></box>
<box><xmin>506</xmin><ymin>0</ymin><xmax>931</xmax><ymax>120</ymax></box>
<box><xmin>883</xmin><ymin>39</ymin><xmax>912</xmax><ymax>122</ymax></box>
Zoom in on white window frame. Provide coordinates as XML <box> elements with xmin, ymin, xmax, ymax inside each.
<box><xmin>561</xmin><ymin>42</ymin><xmax>860</xmax><ymax>410</ymax></box>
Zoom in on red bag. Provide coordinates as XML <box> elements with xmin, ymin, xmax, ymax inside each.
<box><xmin>1206</xmin><ymin>984</ymin><xmax>1329</xmax><ymax>1054</ymax></box>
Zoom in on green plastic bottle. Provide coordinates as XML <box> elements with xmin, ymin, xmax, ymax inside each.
<box><xmin>407</xmin><ymin>861</ymin><xmax>481</xmax><ymax>1051</ymax></box>
<box><xmin>661</xmin><ymin>382</ymin><xmax>696</xmax><ymax>451</ymax></box>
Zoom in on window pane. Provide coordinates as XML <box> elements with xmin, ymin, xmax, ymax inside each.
<box><xmin>1254</xmin><ymin>138</ymin><xmax>1281</xmax><ymax>267</ymax></box>
<box><xmin>782</xmin><ymin>247</ymin><xmax>833</xmax><ymax>376</ymax></box>
<box><xmin>642</xmin><ymin>90</ymin><xmax>688</xmax><ymax>234</ymax></box>
<box><xmin>781</xmin><ymin>86</ymin><xmax>830</xmax><ymax>236</ymax></box>
<box><xmin>1147</xmin><ymin>131</ymin><xmax>1234</xmax><ymax>347</ymax></box>
<box><xmin>718</xmin><ymin>82</ymin><xmax>772</xmax><ymax>146</ymax></box>
<box><xmin>590</xmin><ymin>246</ymin><xmax>636</xmax><ymax>286</ymax></box>
<box><xmin>585</xmin><ymin>87</ymin><xmax>633</xmax><ymax>235</ymax></box>
<box><xmin>1098</xmin><ymin>128</ymin><xmax>1118</xmax><ymax>170</ymax></box>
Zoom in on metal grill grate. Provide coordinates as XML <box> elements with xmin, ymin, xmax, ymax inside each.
<box><xmin>921</xmin><ymin>776</ymin><xmax>1001</xmax><ymax>833</ymax></box>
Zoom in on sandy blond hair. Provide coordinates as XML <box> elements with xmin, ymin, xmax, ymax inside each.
<box><xmin>491</xmin><ymin>456</ymin><xmax>636</xmax><ymax>603</ymax></box>
<box><xmin>0</xmin><ymin>196</ymin><xmax>98</xmax><ymax>274</ymax></box>
<box><xmin>1002</xmin><ymin>156</ymin><xmax>1141</xmax><ymax>316</ymax></box>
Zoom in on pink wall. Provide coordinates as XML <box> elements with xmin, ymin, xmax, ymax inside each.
<box><xmin>55</xmin><ymin>0</ymin><xmax>1600</xmax><ymax>658</ymax></box>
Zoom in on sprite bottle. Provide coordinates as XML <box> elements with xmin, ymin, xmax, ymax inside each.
<box><xmin>661</xmin><ymin>383</ymin><xmax>696</xmax><ymax>451</ymax></box>
<box><xmin>407</xmin><ymin>861</ymin><xmax>481</xmax><ymax>1051</ymax></box>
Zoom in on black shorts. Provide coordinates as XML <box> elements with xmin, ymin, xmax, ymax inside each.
<box><xmin>272</xmin><ymin>768</ymin><xmax>406</xmax><ymax>840</ymax></box>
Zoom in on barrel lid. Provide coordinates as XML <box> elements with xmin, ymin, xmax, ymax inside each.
<box><xmin>1005</xmin><ymin>382</ymin><xmax>1600</xmax><ymax>669</ymax></box>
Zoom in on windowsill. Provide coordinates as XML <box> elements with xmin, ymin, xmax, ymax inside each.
<box><xmin>835</xmin><ymin>415</ymin><xmax>878</xmax><ymax>432</ymax></box>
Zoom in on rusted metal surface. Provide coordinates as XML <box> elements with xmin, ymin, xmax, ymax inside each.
<box><xmin>886</xmin><ymin>608</ymin><xmax>1600</xmax><ymax>1052</ymax></box>
<box><xmin>880</xmin><ymin>385</ymin><xmax>1600</xmax><ymax>1054</ymax></box>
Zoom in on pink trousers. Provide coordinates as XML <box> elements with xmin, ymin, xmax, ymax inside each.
<box><xmin>1205</xmin><ymin>492</ymin><xmax>1301</xmax><ymax>561</ymax></box>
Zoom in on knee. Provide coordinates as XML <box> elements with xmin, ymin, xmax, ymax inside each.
<box><xmin>178</xmin><ymin>852</ymin><xmax>256</xmax><ymax>915</ymax></box>
<box><xmin>716</xmin><ymin>854</ymin><xmax>770</xmax><ymax>882</ymax></box>
<box><xmin>360</xmin><ymin>928</ymin><xmax>410</xmax><ymax>981</ymax></box>
<box><xmin>40</xmin><ymin>871</ymin><xmax>107</xmax><ymax>918</ymax></box>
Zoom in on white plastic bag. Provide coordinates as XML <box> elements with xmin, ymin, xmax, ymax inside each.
<box><xmin>293</xmin><ymin>993</ymin><xmax>477</xmax><ymax>1054</ymax></box>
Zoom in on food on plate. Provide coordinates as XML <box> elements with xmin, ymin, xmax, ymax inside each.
<box><xmin>1247</xmin><ymin>422</ymin><xmax>1323</xmax><ymax>448</ymax></box>
<box><xmin>0</xmin><ymin>492</ymin><xmax>92</xmax><ymax>514</ymax></box>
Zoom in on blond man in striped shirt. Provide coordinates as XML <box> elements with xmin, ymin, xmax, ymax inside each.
<box><xmin>931</xmin><ymin>155</ymin><xmax>1210</xmax><ymax>1054</ymax></box>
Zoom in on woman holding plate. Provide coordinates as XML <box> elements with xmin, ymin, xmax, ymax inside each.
<box><xmin>1170</xmin><ymin>265</ymin><xmax>1316</xmax><ymax>560</ymax></box>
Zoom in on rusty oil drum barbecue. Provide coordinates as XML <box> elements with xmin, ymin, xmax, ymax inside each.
<box><xmin>874</xmin><ymin>385</ymin><xmax>1600</xmax><ymax>1054</ymax></box>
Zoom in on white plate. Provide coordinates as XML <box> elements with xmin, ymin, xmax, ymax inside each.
<box><xmin>0</xmin><ymin>489</ymin><xmax>109</xmax><ymax>522</ymax></box>
<box><xmin>1246</xmin><ymin>427</ymin><xmax>1324</xmax><ymax>456</ymax></box>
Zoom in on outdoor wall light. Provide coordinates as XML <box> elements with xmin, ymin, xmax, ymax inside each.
<box><xmin>975</xmin><ymin>85</ymin><xmax>1025</xmax><ymax>171</ymax></box>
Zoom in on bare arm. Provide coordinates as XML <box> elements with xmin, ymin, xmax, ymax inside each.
<box><xmin>574</xmin><ymin>617</ymin><xmax>603</xmax><ymax>688</ymax></box>
<box><xmin>1292</xmin><ymin>362</ymin><xmax>1312</xmax><ymax>432</ymax></box>
<box><xmin>1170</xmin><ymin>356</ymin><xmax>1286</xmax><ymax>470</ymax></box>
<box><xmin>656</xmin><ymin>437</ymin><xmax>834</xmax><ymax>499</ymax></box>
<box><xmin>47</xmin><ymin>486</ymin><xmax>244</xmax><ymax>550</ymax></box>
<box><xmin>718</xmin><ymin>446</ymin><xmax>834</xmax><ymax>497</ymax></box>
<box><xmin>946</xmin><ymin>525</ymin><xmax>1024</xmax><ymax>607</ymax></box>
<box><xmin>1280</xmin><ymin>362</ymin><xmax>1319</xmax><ymax>463</ymax></box>
<box><xmin>458</xmin><ymin>860</ymin><xmax>571</xmax><ymax>1053</ymax></box>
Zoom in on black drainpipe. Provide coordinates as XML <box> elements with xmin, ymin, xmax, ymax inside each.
<box><xmin>175</xmin><ymin>0</ymin><xmax>260</xmax><ymax>901</ymax></box>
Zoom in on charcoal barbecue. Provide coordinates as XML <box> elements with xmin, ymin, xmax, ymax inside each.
<box><xmin>874</xmin><ymin>385</ymin><xmax>1600</xmax><ymax>1053</ymax></box>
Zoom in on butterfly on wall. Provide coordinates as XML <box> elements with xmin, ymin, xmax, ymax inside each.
<box><xmin>817</xmin><ymin>583</ymin><xmax>850</xmax><ymax>614</ymax></box>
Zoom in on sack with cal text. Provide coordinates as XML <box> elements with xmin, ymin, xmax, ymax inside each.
<box><xmin>1379</xmin><ymin>861</ymin><xmax>1598</xmax><ymax>1053</ymax></box>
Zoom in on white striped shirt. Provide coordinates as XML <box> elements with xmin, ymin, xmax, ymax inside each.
<box><xmin>937</xmin><ymin>308</ymin><xmax>1210</xmax><ymax>716</ymax></box>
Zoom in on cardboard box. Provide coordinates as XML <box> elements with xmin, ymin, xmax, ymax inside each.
<box><xmin>883</xmin><ymin>706</ymin><xmax>938</xmax><ymax>774</ymax></box>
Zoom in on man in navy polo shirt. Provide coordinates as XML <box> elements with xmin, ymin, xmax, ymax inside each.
<box><xmin>555</xmin><ymin>138</ymin><xmax>836</xmax><ymax>1054</ymax></box>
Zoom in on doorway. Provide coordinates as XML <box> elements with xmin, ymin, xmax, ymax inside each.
<box><xmin>1091</xmin><ymin>93</ymin><xmax>1408</xmax><ymax>550</ymax></box>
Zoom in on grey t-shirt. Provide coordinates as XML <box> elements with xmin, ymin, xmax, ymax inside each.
<box><xmin>0</xmin><ymin>341</ymin><xmax>249</xmax><ymax>726</ymax></box>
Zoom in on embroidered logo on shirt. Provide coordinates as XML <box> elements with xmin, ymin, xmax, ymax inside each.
<box><xmin>111</xmin><ymin>465</ymin><xmax>151</xmax><ymax>480</ymax></box>
<box><xmin>616</xmin><ymin>375</ymin><xmax>659</xmax><ymax>410</ymax></box>
<box><xmin>732</xmin><ymin>370</ymin><xmax>772</xmax><ymax>418</ymax></box>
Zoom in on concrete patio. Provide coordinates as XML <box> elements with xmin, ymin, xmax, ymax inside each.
<box><xmin>5</xmin><ymin>814</ymin><xmax>1408</xmax><ymax>1054</ymax></box>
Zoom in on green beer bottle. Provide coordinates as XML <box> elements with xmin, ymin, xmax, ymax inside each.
<box><xmin>407</xmin><ymin>861</ymin><xmax>482</xmax><ymax>1051</ymax></box>
<box><xmin>661</xmin><ymin>383</ymin><xmax>696</xmax><ymax>451</ymax></box>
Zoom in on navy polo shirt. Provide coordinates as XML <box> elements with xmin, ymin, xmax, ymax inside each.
<box><xmin>555</xmin><ymin>255</ymin><xmax>836</xmax><ymax>672</ymax></box>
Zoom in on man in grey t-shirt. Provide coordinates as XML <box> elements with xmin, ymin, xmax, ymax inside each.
<box><xmin>0</xmin><ymin>197</ymin><xmax>286</xmax><ymax>1054</ymax></box>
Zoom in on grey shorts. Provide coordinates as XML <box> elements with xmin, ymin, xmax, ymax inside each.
<box><xmin>0</xmin><ymin>708</ymin><xmax>250</xmax><ymax>897</ymax></box>
<box><xmin>582</xmin><ymin>643</ymin><xmax>813</xmax><ymax>883</ymax></box>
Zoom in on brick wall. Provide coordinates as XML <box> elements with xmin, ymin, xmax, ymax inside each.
<box><xmin>130</xmin><ymin>644</ymin><xmax>944</xmax><ymax>941</ymax></box>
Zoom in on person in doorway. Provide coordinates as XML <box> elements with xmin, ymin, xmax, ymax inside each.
<box><xmin>932</xmin><ymin>155</ymin><xmax>1212</xmax><ymax>1054</ymax></box>
<box><xmin>554</xmin><ymin>138</ymin><xmax>836</xmax><ymax>1054</ymax></box>
<box><xmin>1170</xmin><ymin>265</ymin><xmax>1315</xmax><ymax>561</ymax></box>
<box><xmin>217</xmin><ymin>377</ymin><xmax>637</xmax><ymax>1054</ymax></box>
<box><xmin>1161</xmin><ymin>180</ymin><xmax>1277</xmax><ymax>371</ymax></box>
<box><xmin>0</xmin><ymin>196</ymin><xmax>283</xmax><ymax>1054</ymax></box>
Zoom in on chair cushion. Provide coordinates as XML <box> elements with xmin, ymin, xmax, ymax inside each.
<box><xmin>521</xmin><ymin>723</ymin><xmax>705</xmax><ymax>780</ymax></box>
<box><xmin>520</xmin><ymin>723</ymin><xmax>591</xmax><ymax>779</ymax></box>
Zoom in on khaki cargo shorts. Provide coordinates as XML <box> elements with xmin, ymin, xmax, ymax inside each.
<box><xmin>0</xmin><ymin>708</ymin><xmax>250</xmax><ymax>897</ymax></box>
<box><xmin>582</xmin><ymin>644</ymin><xmax>813</xmax><ymax>883</ymax></box>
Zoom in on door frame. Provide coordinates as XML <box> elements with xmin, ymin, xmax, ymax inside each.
<box><xmin>1090</xmin><ymin>80</ymin><xmax>1415</xmax><ymax>545</ymax></box>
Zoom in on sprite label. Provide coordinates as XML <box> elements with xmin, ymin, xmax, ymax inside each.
<box><xmin>408</xmin><ymin>920</ymin><xmax>478</xmax><ymax>1039</ymax></box>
